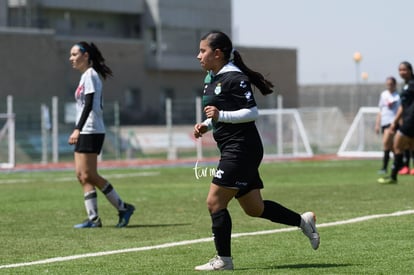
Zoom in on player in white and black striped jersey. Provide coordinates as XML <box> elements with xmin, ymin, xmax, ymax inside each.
<box><xmin>375</xmin><ymin>76</ymin><xmax>400</xmax><ymax>174</ymax></box>
<box><xmin>68</xmin><ymin>41</ymin><xmax>135</xmax><ymax>228</ymax></box>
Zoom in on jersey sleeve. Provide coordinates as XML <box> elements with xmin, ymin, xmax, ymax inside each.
<box><xmin>378</xmin><ymin>93</ymin><xmax>383</xmax><ymax>108</ymax></box>
<box><xmin>83</xmin><ymin>69</ymin><xmax>96</xmax><ymax>95</ymax></box>
<box><xmin>75</xmin><ymin>93</ymin><xmax>94</xmax><ymax>130</ymax></box>
<box><xmin>229</xmin><ymin>75</ymin><xmax>257</xmax><ymax>109</ymax></box>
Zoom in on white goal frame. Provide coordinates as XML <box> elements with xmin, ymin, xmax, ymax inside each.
<box><xmin>0</xmin><ymin>96</ymin><xmax>15</xmax><ymax>168</ymax></box>
<box><xmin>257</xmin><ymin>108</ymin><xmax>313</xmax><ymax>158</ymax></box>
<box><xmin>337</xmin><ymin>106</ymin><xmax>381</xmax><ymax>158</ymax></box>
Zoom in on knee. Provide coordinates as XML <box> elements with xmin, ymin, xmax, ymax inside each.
<box><xmin>76</xmin><ymin>171</ymin><xmax>94</xmax><ymax>184</ymax></box>
<box><xmin>393</xmin><ymin>146</ymin><xmax>402</xmax><ymax>154</ymax></box>
<box><xmin>206</xmin><ymin>197</ymin><xmax>226</xmax><ymax>214</ymax></box>
<box><xmin>393</xmin><ymin>143</ymin><xmax>401</xmax><ymax>154</ymax></box>
<box><xmin>206</xmin><ymin>198</ymin><xmax>216</xmax><ymax>213</ymax></box>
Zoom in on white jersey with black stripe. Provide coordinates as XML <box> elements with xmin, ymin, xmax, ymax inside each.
<box><xmin>378</xmin><ymin>89</ymin><xmax>400</xmax><ymax>126</ymax></box>
<box><xmin>74</xmin><ymin>67</ymin><xmax>105</xmax><ymax>134</ymax></box>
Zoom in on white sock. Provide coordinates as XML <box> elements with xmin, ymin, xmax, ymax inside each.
<box><xmin>101</xmin><ymin>182</ymin><xmax>125</xmax><ymax>211</ymax></box>
<box><xmin>84</xmin><ymin>190</ymin><xmax>98</xmax><ymax>220</ymax></box>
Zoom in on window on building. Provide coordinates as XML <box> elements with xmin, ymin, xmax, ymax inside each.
<box><xmin>123</xmin><ymin>15</ymin><xmax>142</xmax><ymax>38</ymax></box>
<box><xmin>124</xmin><ymin>88</ymin><xmax>141</xmax><ymax>109</ymax></box>
<box><xmin>86</xmin><ymin>20</ymin><xmax>104</xmax><ymax>31</ymax></box>
<box><xmin>161</xmin><ymin>88</ymin><xmax>174</xmax><ymax>100</ymax></box>
<box><xmin>149</xmin><ymin>27</ymin><xmax>157</xmax><ymax>55</ymax></box>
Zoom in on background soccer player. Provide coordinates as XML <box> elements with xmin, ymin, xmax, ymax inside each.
<box><xmin>69</xmin><ymin>42</ymin><xmax>135</xmax><ymax>228</ymax></box>
<box><xmin>375</xmin><ymin>76</ymin><xmax>400</xmax><ymax>174</ymax></box>
<box><xmin>379</xmin><ymin>61</ymin><xmax>414</xmax><ymax>184</ymax></box>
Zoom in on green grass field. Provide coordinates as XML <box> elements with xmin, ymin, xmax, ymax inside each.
<box><xmin>1</xmin><ymin>159</ymin><xmax>414</xmax><ymax>274</ymax></box>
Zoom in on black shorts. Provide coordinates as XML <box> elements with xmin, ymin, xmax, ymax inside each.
<box><xmin>212</xmin><ymin>146</ymin><xmax>264</xmax><ymax>198</ymax></box>
<box><xmin>399</xmin><ymin>126</ymin><xmax>414</xmax><ymax>138</ymax></box>
<box><xmin>74</xmin><ymin>134</ymin><xmax>105</xmax><ymax>154</ymax></box>
<box><xmin>381</xmin><ymin>124</ymin><xmax>391</xmax><ymax>134</ymax></box>
<box><xmin>382</xmin><ymin>123</ymin><xmax>399</xmax><ymax>134</ymax></box>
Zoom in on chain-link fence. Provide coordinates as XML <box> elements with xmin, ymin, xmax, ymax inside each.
<box><xmin>3</xmin><ymin>83</ymin><xmax>389</xmax><ymax>165</ymax></box>
<box><xmin>5</xmin><ymin>96</ymin><xmax>217</xmax><ymax>165</ymax></box>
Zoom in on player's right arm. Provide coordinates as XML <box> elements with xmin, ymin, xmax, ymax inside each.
<box><xmin>194</xmin><ymin>118</ymin><xmax>212</xmax><ymax>138</ymax></box>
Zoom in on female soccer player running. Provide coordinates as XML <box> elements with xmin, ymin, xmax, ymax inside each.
<box><xmin>379</xmin><ymin>61</ymin><xmax>414</xmax><ymax>184</ymax></box>
<box><xmin>68</xmin><ymin>42</ymin><xmax>135</xmax><ymax>228</ymax></box>
<box><xmin>193</xmin><ymin>31</ymin><xmax>320</xmax><ymax>271</ymax></box>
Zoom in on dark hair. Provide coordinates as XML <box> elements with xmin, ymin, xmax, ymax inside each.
<box><xmin>386</xmin><ymin>76</ymin><xmax>396</xmax><ymax>85</ymax></box>
<box><xmin>400</xmin><ymin>61</ymin><xmax>414</xmax><ymax>81</ymax></box>
<box><xmin>76</xmin><ymin>41</ymin><xmax>113</xmax><ymax>80</ymax></box>
<box><xmin>201</xmin><ymin>31</ymin><xmax>274</xmax><ymax>95</ymax></box>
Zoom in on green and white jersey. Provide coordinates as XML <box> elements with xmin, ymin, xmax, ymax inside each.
<box><xmin>202</xmin><ymin>63</ymin><xmax>260</xmax><ymax>150</ymax></box>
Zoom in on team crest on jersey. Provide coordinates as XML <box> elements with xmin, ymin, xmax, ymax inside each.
<box><xmin>75</xmin><ymin>84</ymin><xmax>84</xmax><ymax>98</ymax></box>
<box><xmin>404</xmin><ymin>84</ymin><xmax>409</xmax><ymax>90</ymax></box>
<box><xmin>214</xmin><ymin>83</ymin><xmax>222</xmax><ymax>95</ymax></box>
<box><xmin>240</xmin><ymin>80</ymin><xmax>247</xmax><ymax>88</ymax></box>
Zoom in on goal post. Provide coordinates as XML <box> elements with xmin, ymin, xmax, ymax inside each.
<box><xmin>337</xmin><ymin>106</ymin><xmax>381</xmax><ymax>158</ymax></box>
<box><xmin>257</xmin><ymin>108</ymin><xmax>313</xmax><ymax>158</ymax></box>
<box><xmin>0</xmin><ymin>96</ymin><xmax>15</xmax><ymax>168</ymax></box>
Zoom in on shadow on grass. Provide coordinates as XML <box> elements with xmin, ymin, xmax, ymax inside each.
<box><xmin>125</xmin><ymin>223</ymin><xmax>191</xmax><ymax>228</ymax></box>
<box><xmin>275</xmin><ymin>263</ymin><xmax>353</xmax><ymax>269</ymax></box>
<box><xmin>237</xmin><ymin>263</ymin><xmax>354</xmax><ymax>271</ymax></box>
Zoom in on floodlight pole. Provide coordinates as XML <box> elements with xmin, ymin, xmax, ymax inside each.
<box><xmin>52</xmin><ymin>96</ymin><xmax>58</xmax><ymax>163</ymax></box>
<box><xmin>352</xmin><ymin>52</ymin><xmax>362</xmax><ymax>116</ymax></box>
<box><xmin>7</xmin><ymin>95</ymin><xmax>15</xmax><ymax>167</ymax></box>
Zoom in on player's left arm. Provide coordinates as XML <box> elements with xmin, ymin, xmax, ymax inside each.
<box><xmin>75</xmin><ymin>93</ymin><xmax>94</xmax><ymax>130</ymax></box>
<box><xmin>217</xmin><ymin>106</ymin><xmax>258</xmax><ymax>123</ymax></box>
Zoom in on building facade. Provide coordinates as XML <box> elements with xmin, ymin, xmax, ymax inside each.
<box><xmin>0</xmin><ymin>0</ymin><xmax>298</xmax><ymax>126</ymax></box>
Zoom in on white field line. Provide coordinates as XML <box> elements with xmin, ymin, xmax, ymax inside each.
<box><xmin>1</xmin><ymin>209</ymin><xmax>413</xmax><ymax>270</ymax></box>
<box><xmin>0</xmin><ymin>171</ymin><xmax>160</xmax><ymax>184</ymax></box>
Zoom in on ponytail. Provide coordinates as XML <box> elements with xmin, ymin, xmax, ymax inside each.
<box><xmin>76</xmin><ymin>41</ymin><xmax>113</xmax><ymax>80</ymax></box>
<box><xmin>201</xmin><ymin>31</ymin><xmax>274</xmax><ymax>95</ymax></box>
<box><xmin>232</xmin><ymin>50</ymin><xmax>274</xmax><ymax>95</ymax></box>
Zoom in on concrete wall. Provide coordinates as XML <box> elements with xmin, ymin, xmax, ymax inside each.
<box><xmin>25</xmin><ymin>0</ymin><xmax>145</xmax><ymax>13</ymax></box>
<box><xmin>238</xmin><ymin>47</ymin><xmax>298</xmax><ymax>108</ymax></box>
<box><xmin>0</xmin><ymin>0</ymin><xmax>7</xmax><ymax>26</ymax></box>
<box><xmin>0</xmin><ymin>29</ymin><xmax>63</xmax><ymax>102</ymax></box>
<box><xmin>0</xmin><ymin>29</ymin><xmax>298</xmax><ymax>126</ymax></box>
<box><xmin>299</xmin><ymin>83</ymin><xmax>385</xmax><ymax>119</ymax></box>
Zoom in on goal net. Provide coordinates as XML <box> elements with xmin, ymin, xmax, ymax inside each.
<box><xmin>0</xmin><ymin>96</ymin><xmax>15</xmax><ymax>169</ymax></box>
<box><xmin>256</xmin><ymin>108</ymin><xmax>313</xmax><ymax>158</ymax></box>
<box><xmin>337</xmin><ymin>107</ymin><xmax>381</xmax><ymax>157</ymax></box>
